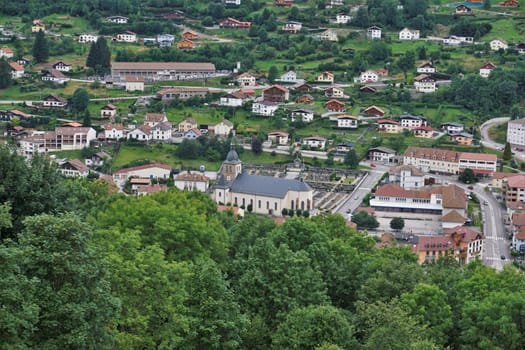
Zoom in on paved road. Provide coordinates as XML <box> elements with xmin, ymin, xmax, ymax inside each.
<box><xmin>480</xmin><ymin>117</ymin><xmax>509</xmax><ymax>150</ymax></box>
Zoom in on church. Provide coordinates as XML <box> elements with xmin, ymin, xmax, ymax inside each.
<box><xmin>213</xmin><ymin>144</ymin><xmax>314</xmax><ymax>216</ymax></box>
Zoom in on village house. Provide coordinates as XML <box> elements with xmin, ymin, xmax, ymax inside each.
<box><xmin>177</xmin><ymin>117</ymin><xmax>198</xmax><ymax>133</ymax></box>
<box><xmin>290</xmin><ymin>108</ymin><xmax>314</xmax><ymax>123</ymax></box>
<box><xmin>295</xmin><ymin>83</ymin><xmax>313</xmax><ymax>92</ymax></box>
<box><xmin>0</xmin><ymin>110</ymin><xmax>31</xmax><ymax>122</ymax></box>
<box><xmin>367</xmin><ymin>26</ymin><xmax>382</xmax><ymax>39</ymax></box>
<box><xmin>325</xmin><ymin>86</ymin><xmax>345</xmax><ymax>98</ymax></box>
<box><xmin>302</xmin><ymin>136</ymin><xmax>326</xmax><ymax>149</ymax></box>
<box><xmin>156</xmin><ymin>34</ymin><xmax>175</xmax><ymax>47</ymax></box>
<box><xmin>252</xmin><ymin>100</ymin><xmax>279</xmax><ymax>116</ymax></box>
<box><xmin>42</xmin><ymin>93</ymin><xmax>68</xmax><ymax>108</ymax></box>
<box><xmin>316</xmin><ymin>71</ymin><xmax>335</xmax><ymax>83</ymax></box>
<box><xmin>318</xmin><ymin>29</ymin><xmax>338</xmax><ymax>41</ymax></box>
<box><xmin>442</xmin><ymin>35</ymin><xmax>473</xmax><ymax>46</ymax></box>
<box><xmin>399</xmin><ymin>114</ymin><xmax>428</xmax><ymax>129</ymax></box>
<box><xmin>125</xmin><ymin>76</ymin><xmax>145</xmax><ymax>91</ymax></box>
<box><xmin>441</xmin><ymin>122</ymin><xmax>465</xmax><ymax>135</ymax></box>
<box><xmin>59</xmin><ymin>159</ymin><xmax>90</xmax><ymax>178</ymax></box>
<box><xmin>182</xmin><ymin>30</ymin><xmax>199</xmax><ymax>40</ymax></box>
<box><xmin>52</xmin><ymin>60</ymin><xmax>72</xmax><ymax>72</ymax></box>
<box><xmin>359</xmin><ymin>85</ymin><xmax>377</xmax><ymax>93</ymax></box>
<box><xmin>262</xmin><ymin>85</ymin><xmax>289</xmax><ymax>102</ymax></box>
<box><xmin>399</xmin><ymin>28</ymin><xmax>420</xmax><ymax>40</ymax></box>
<box><xmin>359</xmin><ymin>70</ymin><xmax>379</xmax><ymax>83</ymax></box>
<box><xmin>414</xmin><ymin>74</ymin><xmax>437</xmax><ymax>93</ymax></box>
<box><xmin>367</xmin><ymin>146</ymin><xmax>397</xmax><ymax>163</ymax></box>
<box><xmin>212</xmin><ymin>119</ymin><xmax>234</xmax><ymax>137</ymax></box>
<box><xmin>277</xmin><ymin>70</ymin><xmax>297</xmax><ymax>83</ymax></box>
<box><xmin>19</xmin><ymin>126</ymin><xmax>97</xmax><ymax>158</ymax></box>
<box><xmin>325</xmin><ymin>99</ymin><xmax>345</xmax><ymax>112</ymax></box>
<box><xmin>326</xmin><ymin>0</ymin><xmax>344</xmax><ymax>7</ymax></box>
<box><xmin>31</xmin><ymin>19</ymin><xmax>45</xmax><ymax>32</ymax></box>
<box><xmin>116</xmin><ymin>31</ymin><xmax>137</xmax><ymax>42</ymax></box>
<box><xmin>0</xmin><ymin>47</ymin><xmax>13</xmax><ymax>58</ymax></box>
<box><xmin>177</xmin><ymin>38</ymin><xmax>195</xmax><ymax>50</ymax></box>
<box><xmin>103</xmin><ymin>123</ymin><xmax>125</xmax><ymax>140</ymax></box>
<box><xmin>363</xmin><ymin>105</ymin><xmax>385</xmax><ymax>117</ymax></box>
<box><xmin>113</xmin><ymin>163</ymin><xmax>172</xmax><ymax>186</ymax></box>
<box><xmin>107</xmin><ymin>15</ymin><xmax>128</xmax><ymax>24</ymax></box>
<box><xmin>213</xmin><ymin>144</ymin><xmax>313</xmax><ymax>216</ymax></box>
<box><xmin>236</xmin><ymin>72</ymin><xmax>256</xmax><ymax>86</ymax></box>
<box><xmin>184</xmin><ymin>128</ymin><xmax>202</xmax><ymax>139</ymax></box>
<box><xmin>156</xmin><ymin>87</ymin><xmax>208</xmax><ymax>102</ymax></box>
<box><xmin>455</xmin><ymin>4</ymin><xmax>473</xmax><ymax>14</ymax></box>
<box><xmin>144</xmin><ymin>113</ymin><xmax>168</xmax><ymax>127</ymax></box>
<box><xmin>78</xmin><ymin>34</ymin><xmax>98</xmax><ymax>43</ymax></box>
<box><xmin>452</xmin><ymin>132</ymin><xmax>474</xmax><ymax>145</ymax></box>
<box><xmin>414</xmin><ymin>126</ymin><xmax>435</xmax><ymax>138</ymax></box>
<box><xmin>127</xmin><ymin>125</ymin><xmax>152</xmax><ymax>141</ymax></box>
<box><xmin>376</xmin><ymin>119</ymin><xmax>402</xmax><ymax>133</ymax></box>
<box><xmin>336</xmin><ymin>115</ymin><xmax>358</xmax><ymax>129</ymax></box>
<box><xmin>268</xmin><ymin>131</ymin><xmax>289</xmax><ymax>145</ymax></box>
<box><xmin>152</xmin><ymin>122</ymin><xmax>173</xmax><ymax>141</ymax></box>
<box><xmin>504</xmin><ymin>175</ymin><xmax>525</xmax><ymax>204</ymax></box>
<box><xmin>219</xmin><ymin>17</ymin><xmax>251</xmax><ymax>29</ymax></box>
<box><xmin>85</xmin><ymin>151</ymin><xmax>112</xmax><ymax>167</ymax></box>
<box><xmin>174</xmin><ymin>172</ymin><xmax>210</xmax><ymax>192</ymax></box>
<box><xmin>335</xmin><ymin>142</ymin><xmax>354</xmax><ymax>153</ymax></box>
<box><xmin>282</xmin><ymin>21</ymin><xmax>302</xmax><ymax>33</ymax></box>
<box><xmin>42</xmin><ymin>70</ymin><xmax>69</xmax><ymax>84</ymax></box>
<box><xmin>295</xmin><ymin>94</ymin><xmax>314</xmax><ymax>104</ymax></box>
<box><xmin>9</xmin><ymin>62</ymin><xmax>24</xmax><ymax>79</ymax></box>
<box><xmin>100</xmin><ymin>104</ymin><xmax>117</xmax><ymax>118</ymax></box>
<box><xmin>490</xmin><ymin>38</ymin><xmax>508</xmax><ymax>51</ymax></box>
<box><xmin>417</xmin><ymin>62</ymin><xmax>436</xmax><ymax>74</ymax></box>
<box><xmin>224</xmin><ymin>0</ymin><xmax>242</xmax><ymax>6</ymax></box>
<box><xmin>507</xmin><ymin>118</ymin><xmax>525</xmax><ymax>146</ymax></box>
<box><xmin>335</xmin><ymin>13</ymin><xmax>351</xmax><ymax>24</ymax></box>
<box><xmin>499</xmin><ymin>0</ymin><xmax>519</xmax><ymax>7</ymax></box>
<box><xmin>479</xmin><ymin>62</ymin><xmax>496</xmax><ymax>78</ymax></box>
<box><xmin>219</xmin><ymin>91</ymin><xmax>247</xmax><ymax>107</ymax></box>
<box><xmin>389</xmin><ymin>164</ymin><xmax>425</xmax><ymax>189</ymax></box>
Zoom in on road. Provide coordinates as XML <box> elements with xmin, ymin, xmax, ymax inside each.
<box><xmin>480</xmin><ymin>117</ymin><xmax>508</xmax><ymax>150</ymax></box>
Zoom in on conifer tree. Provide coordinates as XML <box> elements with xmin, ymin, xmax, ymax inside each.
<box><xmin>32</xmin><ymin>30</ymin><xmax>48</xmax><ymax>63</ymax></box>
<box><xmin>0</xmin><ymin>58</ymin><xmax>13</xmax><ymax>89</ymax></box>
<box><xmin>86</xmin><ymin>37</ymin><xmax>111</xmax><ymax>75</ymax></box>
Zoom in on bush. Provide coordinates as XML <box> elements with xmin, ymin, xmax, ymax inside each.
<box><xmin>303</xmin><ymin>211</ymin><xmax>309</xmax><ymax>218</ymax></box>
<box><xmin>282</xmin><ymin>208</ymin><xmax>288</xmax><ymax>216</ymax></box>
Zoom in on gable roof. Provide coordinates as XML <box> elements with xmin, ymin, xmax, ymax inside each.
<box><xmin>230</xmin><ymin>173</ymin><xmax>311</xmax><ymax>198</ymax></box>
<box><xmin>62</xmin><ymin>159</ymin><xmax>89</xmax><ymax>173</ymax></box>
<box><xmin>175</xmin><ymin>173</ymin><xmax>209</xmax><ymax>182</ymax></box>
<box><xmin>442</xmin><ymin>210</ymin><xmax>465</xmax><ymax>223</ymax></box>
<box><xmin>144</xmin><ymin>113</ymin><xmax>166</xmax><ymax>122</ymax></box>
<box><xmin>114</xmin><ymin>162</ymin><xmax>172</xmax><ymax>175</ymax></box>
<box><xmin>480</xmin><ymin>62</ymin><xmax>497</xmax><ymax>69</ymax></box>
<box><xmin>9</xmin><ymin>62</ymin><xmax>23</xmax><ymax>71</ymax></box>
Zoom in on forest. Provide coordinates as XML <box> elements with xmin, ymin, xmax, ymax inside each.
<box><xmin>1</xmin><ymin>145</ymin><xmax>525</xmax><ymax>350</ymax></box>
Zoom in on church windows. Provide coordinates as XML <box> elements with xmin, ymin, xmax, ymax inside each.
<box><xmin>258</xmin><ymin>200</ymin><xmax>261</xmax><ymax>208</ymax></box>
<box><xmin>274</xmin><ymin>202</ymin><xmax>277</xmax><ymax>210</ymax></box>
<box><xmin>266</xmin><ymin>201</ymin><xmax>269</xmax><ymax>209</ymax></box>
<box><xmin>234</xmin><ymin>197</ymin><xmax>238</xmax><ymax>205</ymax></box>
<box><xmin>242</xmin><ymin>198</ymin><xmax>245</xmax><ymax>207</ymax></box>
<box><xmin>301</xmin><ymin>201</ymin><xmax>304</xmax><ymax>210</ymax></box>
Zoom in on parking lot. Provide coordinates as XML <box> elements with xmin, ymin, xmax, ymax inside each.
<box><xmin>374</xmin><ymin>211</ymin><xmax>443</xmax><ymax>235</ymax></box>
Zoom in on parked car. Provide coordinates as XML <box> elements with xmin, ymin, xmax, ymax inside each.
<box><xmin>483</xmin><ymin>200</ymin><xmax>488</xmax><ymax>206</ymax></box>
<box><xmin>467</xmin><ymin>185</ymin><xmax>473</xmax><ymax>190</ymax></box>
<box><xmin>370</xmin><ymin>163</ymin><xmax>376</xmax><ymax>167</ymax></box>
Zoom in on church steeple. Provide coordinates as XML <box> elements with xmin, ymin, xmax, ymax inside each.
<box><xmin>221</xmin><ymin>140</ymin><xmax>242</xmax><ymax>181</ymax></box>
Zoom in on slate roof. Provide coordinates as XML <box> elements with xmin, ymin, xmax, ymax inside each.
<box><xmin>229</xmin><ymin>173</ymin><xmax>311</xmax><ymax>198</ymax></box>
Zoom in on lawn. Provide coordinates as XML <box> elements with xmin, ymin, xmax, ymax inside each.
<box><xmin>488</xmin><ymin>122</ymin><xmax>507</xmax><ymax>144</ymax></box>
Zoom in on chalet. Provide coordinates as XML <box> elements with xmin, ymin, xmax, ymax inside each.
<box><xmin>453</xmin><ymin>132</ymin><xmax>474</xmax><ymax>145</ymax></box>
<box><xmin>211</xmin><ymin>119</ymin><xmax>234</xmax><ymax>137</ymax></box>
<box><xmin>455</xmin><ymin>4</ymin><xmax>473</xmax><ymax>14</ymax></box>
<box><xmin>282</xmin><ymin>21</ymin><xmax>302</xmax><ymax>33</ymax></box>
<box><xmin>377</xmin><ymin>119</ymin><xmax>402</xmax><ymax>133</ymax></box>
<box><xmin>177</xmin><ymin>117</ymin><xmax>198</xmax><ymax>133</ymax></box>
<box><xmin>290</xmin><ymin>108</ymin><xmax>314</xmax><ymax>123</ymax></box>
<box><xmin>325</xmin><ymin>86</ymin><xmax>345</xmax><ymax>98</ymax></box>
<box><xmin>325</xmin><ymin>99</ymin><xmax>345</xmax><ymax>112</ymax></box>
<box><xmin>318</xmin><ymin>29</ymin><xmax>338</xmax><ymax>42</ymax></box>
<box><xmin>219</xmin><ymin>17</ymin><xmax>251</xmax><ymax>29</ymax></box>
<box><xmin>100</xmin><ymin>104</ymin><xmax>117</xmax><ymax>118</ymax></box>
<box><xmin>156</xmin><ymin>87</ymin><xmax>208</xmax><ymax>102</ymax></box>
<box><xmin>42</xmin><ymin>93</ymin><xmax>67</xmax><ymax>108</ymax></box>
<box><xmin>295</xmin><ymin>94</ymin><xmax>314</xmax><ymax>104</ymax></box>
<box><xmin>268</xmin><ymin>131</ymin><xmax>289</xmax><ymax>145</ymax></box>
<box><xmin>163</xmin><ymin>10</ymin><xmax>185</xmax><ymax>20</ymax></box>
<box><xmin>336</xmin><ymin>115</ymin><xmax>358</xmax><ymax>129</ymax></box>
<box><xmin>275</xmin><ymin>0</ymin><xmax>293</xmax><ymax>7</ymax></box>
<box><xmin>85</xmin><ymin>151</ymin><xmax>112</xmax><ymax>167</ymax></box>
<box><xmin>252</xmin><ymin>101</ymin><xmax>279</xmax><ymax>116</ymax></box>
<box><xmin>182</xmin><ymin>30</ymin><xmax>199</xmax><ymax>40</ymax></box>
<box><xmin>0</xmin><ymin>47</ymin><xmax>13</xmax><ymax>58</ymax></box>
<box><xmin>335</xmin><ymin>142</ymin><xmax>354</xmax><ymax>153</ymax></box>
<box><xmin>52</xmin><ymin>60</ymin><xmax>72</xmax><ymax>72</ymax></box>
<box><xmin>399</xmin><ymin>114</ymin><xmax>428</xmax><ymax>129</ymax></box>
<box><xmin>174</xmin><ymin>173</ymin><xmax>209</xmax><ymax>192</ymax></box>
<box><xmin>441</xmin><ymin>122</ymin><xmax>464</xmax><ymax>135</ymax></box>
<box><xmin>78</xmin><ymin>34</ymin><xmax>98</xmax><ymax>43</ymax></box>
<box><xmin>103</xmin><ymin>123</ymin><xmax>125</xmax><ymax>139</ymax></box>
<box><xmin>367</xmin><ymin>147</ymin><xmax>397</xmax><ymax>163</ymax></box>
<box><xmin>113</xmin><ymin>163</ymin><xmax>172</xmax><ymax>186</ymax></box>
<box><xmin>16</xmin><ymin>57</ymin><xmax>31</xmax><ymax>66</ymax></box>
<box><xmin>177</xmin><ymin>38</ymin><xmax>195</xmax><ymax>50</ymax></box>
<box><xmin>125</xmin><ymin>76</ymin><xmax>144</xmax><ymax>92</ymax></box>
<box><xmin>417</xmin><ymin>62</ymin><xmax>436</xmax><ymax>74</ymax></box>
<box><xmin>367</xmin><ymin>26</ymin><xmax>382</xmax><ymax>39</ymax></box>
<box><xmin>31</xmin><ymin>19</ymin><xmax>45</xmax><ymax>33</ymax></box>
<box><xmin>479</xmin><ymin>62</ymin><xmax>497</xmax><ymax>78</ymax></box>
<box><xmin>499</xmin><ymin>0</ymin><xmax>519</xmax><ymax>7</ymax></box>
<box><xmin>107</xmin><ymin>16</ymin><xmax>128</xmax><ymax>24</ymax></box>
<box><xmin>490</xmin><ymin>39</ymin><xmax>508</xmax><ymax>51</ymax></box>
<box><xmin>277</xmin><ymin>70</ymin><xmax>297</xmax><ymax>83</ymax></box>
<box><xmin>236</xmin><ymin>72</ymin><xmax>256</xmax><ymax>87</ymax></box>
<box><xmin>414</xmin><ymin>126</ymin><xmax>434</xmax><ymax>138</ymax></box>
<box><xmin>152</xmin><ymin>122</ymin><xmax>173</xmax><ymax>141</ymax></box>
<box><xmin>144</xmin><ymin>113</ymin><xmax>168</xmax><ymax>127</ymax></box>
<box><xmin>184</xmin><ymin>128</ymin><xmax>202</xmax><ymax>139</ymax></box>
<box><xmin>302</xmin><ymin>136</ymin><xmax>326</xmax><ymax>149</ymax></box>
<box><xmin>359</xmin><ymin>85</ymin><xmax>377</xmax><ymax>93</ymax></box>
<box><xmin>157</xmin><ymin>34</ymin><xmax>175</xmax><ymax>48</ymax></box>
<box><xmin>0</xmin><ymin>110</ymin><xmax>31</xmax><ymax>122</ymax></box>
<box><xmin>359</xmin><ymin>70</ymin><xmax>379</xmax><ymax>83</ymax></box>
<box><xmin>116</xmin><ymin>31</ymin><xmax>137</xmax><ymax>42</ymax></box>
<box><xmin>9</xmin><ymin>62</ymin><xmax>24</xmax><ymax>79</ymax></box>
<box><xmin>59</xmin><ymin>159</ymin><xmax>90</xmax><ymax>178</ymax></box>
<box><xmin>41</xmin><ymin>70</ymin><xmax>67</xmax><ymax>85</ymax></box>
<box><xmin>262</xmin><ymin>85</ymin><xmax>289</xmax><ymax>102</ymax></box>
<box><xmin>317</xmin><ymin>71</ymin><xmax>335</xmax><ymax>83</ymax></box>
<box><xmin>127</xmin><ymin>125</ymin><xmax>152</xmax><ymax>141</ymax></box>
<box><xmin>363</xmin><ymin>105</ymin><xmax>385</xmax><ymax>117</ymax></box>
<box><xmin>335</xmin><ymin>13</ymin><xmax>351</xmax><ymax>24</ymax></box>
<box><xmin>414</xmin><ymin>74</ymin><xmax>436</xmax><ymax>93</ymax></box>
<box><xmin>295</xmin><ymin>83</ymin><xmax>313</xmax><ymax>92</ymax></box>
<box><xmin>399</xmin><ymin>28</ymin><xmax>420</xmax><ymax>41</ymax></box>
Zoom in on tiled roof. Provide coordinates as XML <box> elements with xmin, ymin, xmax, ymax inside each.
<box><xmin>512</xmin><ymin>213</ymin><xmax>525</xmax><ymax>227</ymax></box>
<box><xmin>434</xmin><ymin>184</ymin><xmax>466</xmax><ymax>209</ymax></box>
<box><xmin>112</xmin><ymin>62</ymin><xmax>215</xmax><ymax>71</ymax></box>
<box><xmin>507</xmin><ymin>175</ymin><xmax>525</xmax><ymax>188</ymax></box>
<box><xmin>63</xmin><ymin>159</ymin><xmax>89</xmax><ymax>173</ymax></box>
<box><xmin>413</xmin><ymin>235</ymin><xmax>453</xmax><ymax>252</ymax></box>
<box><xmin>114</xmin><ymin>162</ymin><xmax>172</xmax><ymax>175</ymax></box>
<box><xmin>175</xmin><ymin>173</ymin><xmax>209</xmax><ymax>182</ymax></box>
<box><xmin>103</xmin><ymin>123</ymin><xmax>124</xmax><ymax>130</ymax></box>
<box><xmin>9</xmin><ymin>62</ymin><xmax>23</xmax><ymax>71</ymax></box>
<box><xmin>442</xmin><ymin>210</ymin><xmax>465</xmax><ymax>223</ymax></box>
<box><xmin>458</xmin><ymin>152</ymin><xmax>497</xmax><ymax>162</ymax></box>
<box><xmin>375</xmin><ymin>183</ymin><xmax>431</xmax><ymax>199</ymax></box>
<box><xmin>136</xmin><ymin>184</ymin><xmax>168</xmax><ymax>194</ymax></box>
<box><xmin>268</xmin><ymin>131</ymin><xmax>289</xmax><ymax>137</ymax></box>
<box><xmin>445</xmin><ymin>225</ymin><xmax>483</xmax><ymax>241</ymax></box>
<box><xmin>55</xmin><ymin>127</ymin><xmax>93</xmax><ymax>135</ymax></box>
<box><xmin>389</xmin><ymin>164</ymin><xmax>424</xmax><ymax>176</ymax></box>
<box><xmin>404</xmin><ymin>146</ymin><xmax>459</xmax><ymax>162</ymax></box>
<box><xmin>144</xmin><ymin>113</ymin><xmax>166</xmax><ymax>122</ymax></box>
<box><xmin>516</xmin><ymin>226</ymin><xmax>525</xmax><ymax>240</ymax></box>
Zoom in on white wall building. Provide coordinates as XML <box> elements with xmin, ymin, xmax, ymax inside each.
<box><xmin>336</xmin><ymin>115</ymin><xmax>358</xmax><ymax>129</ymax></box>
<box><xmin>113</xmin><ymin>163</ymin><xmax>172</xmax><ymax>186</ymax></box>
<box><xmin>367</xmin><ymin>26</ymin><xmax>382</xmax><ymax>39</ymax></box>
<box><xmin>290</xmin><ymin>108</ymin><xmax>314</xmax><ymax>123</ymax></box>
<box><xmin>78</xmin><ymin>34</ymin><xmax>98</xmax><ymax>43</ymax></box>
<box><xmin>507</xmin><ymin>119</ymin><xmax>525</xmax><ymax>146</ymax></box>
<box><xmin>359</xmin><ymin>70</ymin><xmax>379</xmax><ymax>83</ymax></box>
<box><xmin>399</xmin><ymin>28</ymin><xmax>420</xmax><ymax>40</ymax></box>
<box><xmin>252</xmin><ymin>101</ymin><xmax>279</xmax><ymax>116</ymax></box>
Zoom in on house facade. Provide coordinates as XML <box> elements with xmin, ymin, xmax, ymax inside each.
<box><xmin>78</xmin><ymin>34</ymin><xmax>98</xmax><ymax>43</ymax></box>
<box><xmin>367</xmin><ymin>147</ymin><xmax>397</xmax><ymax>163</ymax></box>
<box><xmin>441</xmin><ymin>122</ymin><xmax>464</xmax><ymax>135</ymax></box>
<box><xmin>103</xmin><ymin>123</ymin><xmax>125</xmax><ymax>139</ymax></box>
<box><xmin>367</xmin><ymin>26</ymin><xmax>382</xmax><ymax>39</ymax></box>
<box><xmin>236</xmin><ymin>72</ymin><xmax>256</xmax><ymax>86</ymax></box>
<box><xmin>359</xmin><ymin>70</ymin><xmax>379</xmax><ymax>83</ymax></box>
<box><xmin>113</xmin><ymin>163</ymin><xmax>172</xmax><ymax>186</ymax></box>
<box><xmin>479</xmin><ymin>62</ymin><xmax>496</xmax><ymax>78</ymax></box>
<box><xmin>219</xmin><ymin>17</ymin><xmax>251</xmax><ymax>29</ymax></box>
<box><xmin>174</xmin><ymin>173</ymin><xmax>209</xmax><ymax>192</ymax></box>
<box><xmin>290</xmin><ymin>108</ymin><xmax>314</xmax><ymax>123</ymax></box>
<box><xmin>400</xmin><ymin>114</ymin><xmax>428</xmax><ymax>129</ymax></box>
<box><xmin>490</xmin><ymin>39</ymin><xmax>508</xmax><ymax>51</ymax></box>
<box><xmin>282</xmin><ymin>21</ymin><xmax>302</xmax><ymax>33</ymax></box>
<box><xmin>414</xmin><ymin>74</ymin><xmax>436</xmax><ymax>93</ymax></box>
<box><xmin>389</xmin><ymin>164</ymin><xmax>425</xmax><ymax>189</ymax></box>
<box><xmin>262</xmin><ymin>85</ymin><xmax>289</xmax><ymax>102</ymax></box>
<box><xmin>268</xmin><ymin>131</ymin><xmax>289</xmax><ymax>145</ymax></box>
<box><xmin>100</xmin><ymin>104</ymin><xmax>117</xmax><ymax>118</ymax></box>
<box><xmin>277</xmin><ymin>70</ymin><xmax>297</xmax><ymax>83</ymax></box>
<box><xmin>59</xmin><ymin>159</ymin><xmax>90</xmax><ymax>178</ymax></box>
<box><xmin>302</xmin><ymin>136</ymin><xmax>326</xmax><ymax>149</ymax></box>
<box><xmin>417</xmin><ymin>62</ymin><xmax>436</xmax><ymax>74</ymax></box>
<box><xmin>507</xmin><ymin>118</ymin><xmax>525</xmax><ymax>146</ymax></box>
<box><xmin>316</xmin><ymin>71</ymin><xmax>335</xmax><ymax>83</ymax></box>
<box><xmin>377</xmin><ymin>119</ymin><xmax>402</xmax><ymax>133</ymax></box>
<box><xmin>252</xmin><ymin>101</ymin><xmax>279</xmax><ymax>116</ymax></box>
<box><xmin>399</xmin><ymin>28</ymin><xmax>420</xmax><ymax>40</ymax></box>
<box><xmin>42</xmin><ymin>94</ymin><xmax>68</xmax><ymax>108</ymax></box>
<box><xmin>336</xmin><ymin>115</ymin><xmax>358</xmax><ymax>129</ymax></box>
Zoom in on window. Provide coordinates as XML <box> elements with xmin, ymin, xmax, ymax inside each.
<box><xmin>258</xmin><ymin>200</ymin><xmax>261</xmax><ymax>209</ymax></box>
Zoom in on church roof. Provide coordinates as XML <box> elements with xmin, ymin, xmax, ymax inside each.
<box><xmin>225</xmin><ymin>143</ymin><xmax>241</xmax><ymax>163</ymax></box>
<box><xmin>229</xmin><ymin>173</ymin><xmax>311</xmax><ymax>198</ymax></box>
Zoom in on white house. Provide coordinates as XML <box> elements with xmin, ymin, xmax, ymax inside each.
<box><xmin>113</xmin><ymin>163</ymin><xmax>172</xmax><ymax>186</ymax></box>
<box><xmin>277</xmin><ymin>70</ymin><xmax>297</xmax><ymax>83</ymax></box>
<box><xmin>185</xmin><ymin>128</ymin><xmax>202</xmax><ymax>139</ymax></box>
<box><xmin>85</xmin><ymin>151</ymin><xmax>111</xmax><ymax>167</ymax></box>
<box><xmin>219</xmin><ymin>92</ymin><xmax>245</xmax><ymax>107</ymax></box>
<box><xmin>152</xmin><ymin>122</ymin><xmax>172</xmax><ymax>141</ymax></box>
<box><xmin>388</xmin><ymin>164</ymin><xmax>425</xmax><ymax>189</ymax></box>
<box><xmin>78</xmin><ymin>34</ymin><xmax>98</xmax><ymax>43</ymax></box>
<box><xmin>367</xmin><ymin>26</ymin><xmax>382</xmax><ymax>39</ymax></box>
<box><xmin>399</xmin><ymin>28</ymin><xmax>420</xmax><ymax>41</ymax></box>
<box><xmin>107</xmin><ymin>15</ymin><xmax>128</xmax><ymax>24</ymax></box>
<box><xmin>116</xmin><ymin>31</ymin><xmax>137</xmax><ymax>43</ymax></box>
<box><xmin>417</xmin><ymin>62</ymin><xmax>436</xmax><ymax>74</ymax></box>
<box><xmin>281</xmin><ymin>21</ymin><xmax>302</xmax><ymax>33</ymax></box>
<box><xmin>236</xmin><ymin>72</ymin><xmax>256</xmax><ymax>87</ymax></box>
<box><xmin>42</xmin><ymin>70</ymin><xmax>69</xmax><ymax>84</ymax></box>
<box><xmin>125</xmin><ymin>76</ymin><xmax>144</xmax><ymax>92</ymax></box>
<box><xmin>100</xmin><ymin>104</ymin><xmax>117</xmax><ymax>119</ymax></box>
<box><xmin>174</xmin><ymin>172</ymin><xmax>209</xmax><ymax>192</ymax></box>
<box><xmin>144</xmin><ymin>113</ymin><xmax>168</xmax><ymax>127</ymax></box>
<box><xmin>399</xmin><ymin>114</ymin><xmax>428</xmax><ymax>129</ymax></box>
<box><xmin>479</xmin><ymin>62</ymin><xmax>497</xmax><ymax>78</ymax></box>
<box><xmin>0</xmin><ymin>47</ymin><xmax>13</xmax><ymax>58</ymax></box>
<box><xmin>103</xmin><ymin>123</ymin><xmax>125</xmax><ymax>139</ymax></box>
<box><xmin>252</xmin><ymin>101</ymin><xmax>279</xmax><ymax>116</ymax></box>
<box><xmin>336</xmin><ymin>115</ymin><xmax>358</xmax><ymax>129</ymax></box>
<box><xmin>42</xmin><ymin>93</ymin><xmax>68</xmax><ymax>108</ymax></box>
<box><xmin>440</xmin><ymin>122</ymin><xmax>464</xmax><ymax>135</ymax></box>
<box><xmin>325</xmin><ymin>86</ymin><xmax>345</xmax><ymax>98</ymax></box>
<box><xmin>368</xmin><ymin>146</ymin><xmax>397</xmax><ymax>163</ymax></box>
<box><xmin>335</xmin><ymin>13</ymin><xmax>351</xmax><ymax>24</ymax></box>
<box><xmin>414</xmin><ymin>74</ymin><xmax>436</xmax><ymax>93</ymax></box>
<box><xmin>268</xmin><ymin>131</ymin><xmax>289</xmax><ymax>145</ymax></box>
<box><xmin>302</xmin><ymin>136</ymin><xmax>326</xmax><ymax>149</ymax></box>
<box><xmin>490</xmin><ymin>39</ymin><xmax>508</xmax><ymax>51</ymax></box>
<box><xmin>290</xmin><ymin>108</ymin><xmax>314</xmax><ymax>123</ymax></box>
<box><xmin>59</xmin><ymin>159</ymin><xmax>90</xmax><ymax>178</ymax></box>
<box><xmin>213</xmin><ymin>119</ymin><xmax>234</xmax><ymax>137</ymax></box>
<box><xmin>359</xmin><ymin>70</ymin><xmax>379</xmax><ymax>83</ymax></box>
<box><xmin>9</xmin><ymin>62</ymin><xmax>24</xmax><ymax>79</ymax></box>
<box><xmin>224</xmin><ymin>0</ymin><xmax>242</xmax><ymax>5</ymax></box>
<box><xmin>127</xmin><ymin>125</ymin><xmax>152</xmax><ymax>141</ymax></box>
<box><xmin>443</xmin><ymin>36</ymin><xmax>461</xmax><ymax>46</ymax></box>
<box><xmin>52</xmin><ymin>61</ymin><xmax>72</xmax><ymax>72</ymax></box>
<box><xmin>156</xmin><ymin>34</ymin><xmax>175</xmax><ymax>47</ymax></box>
